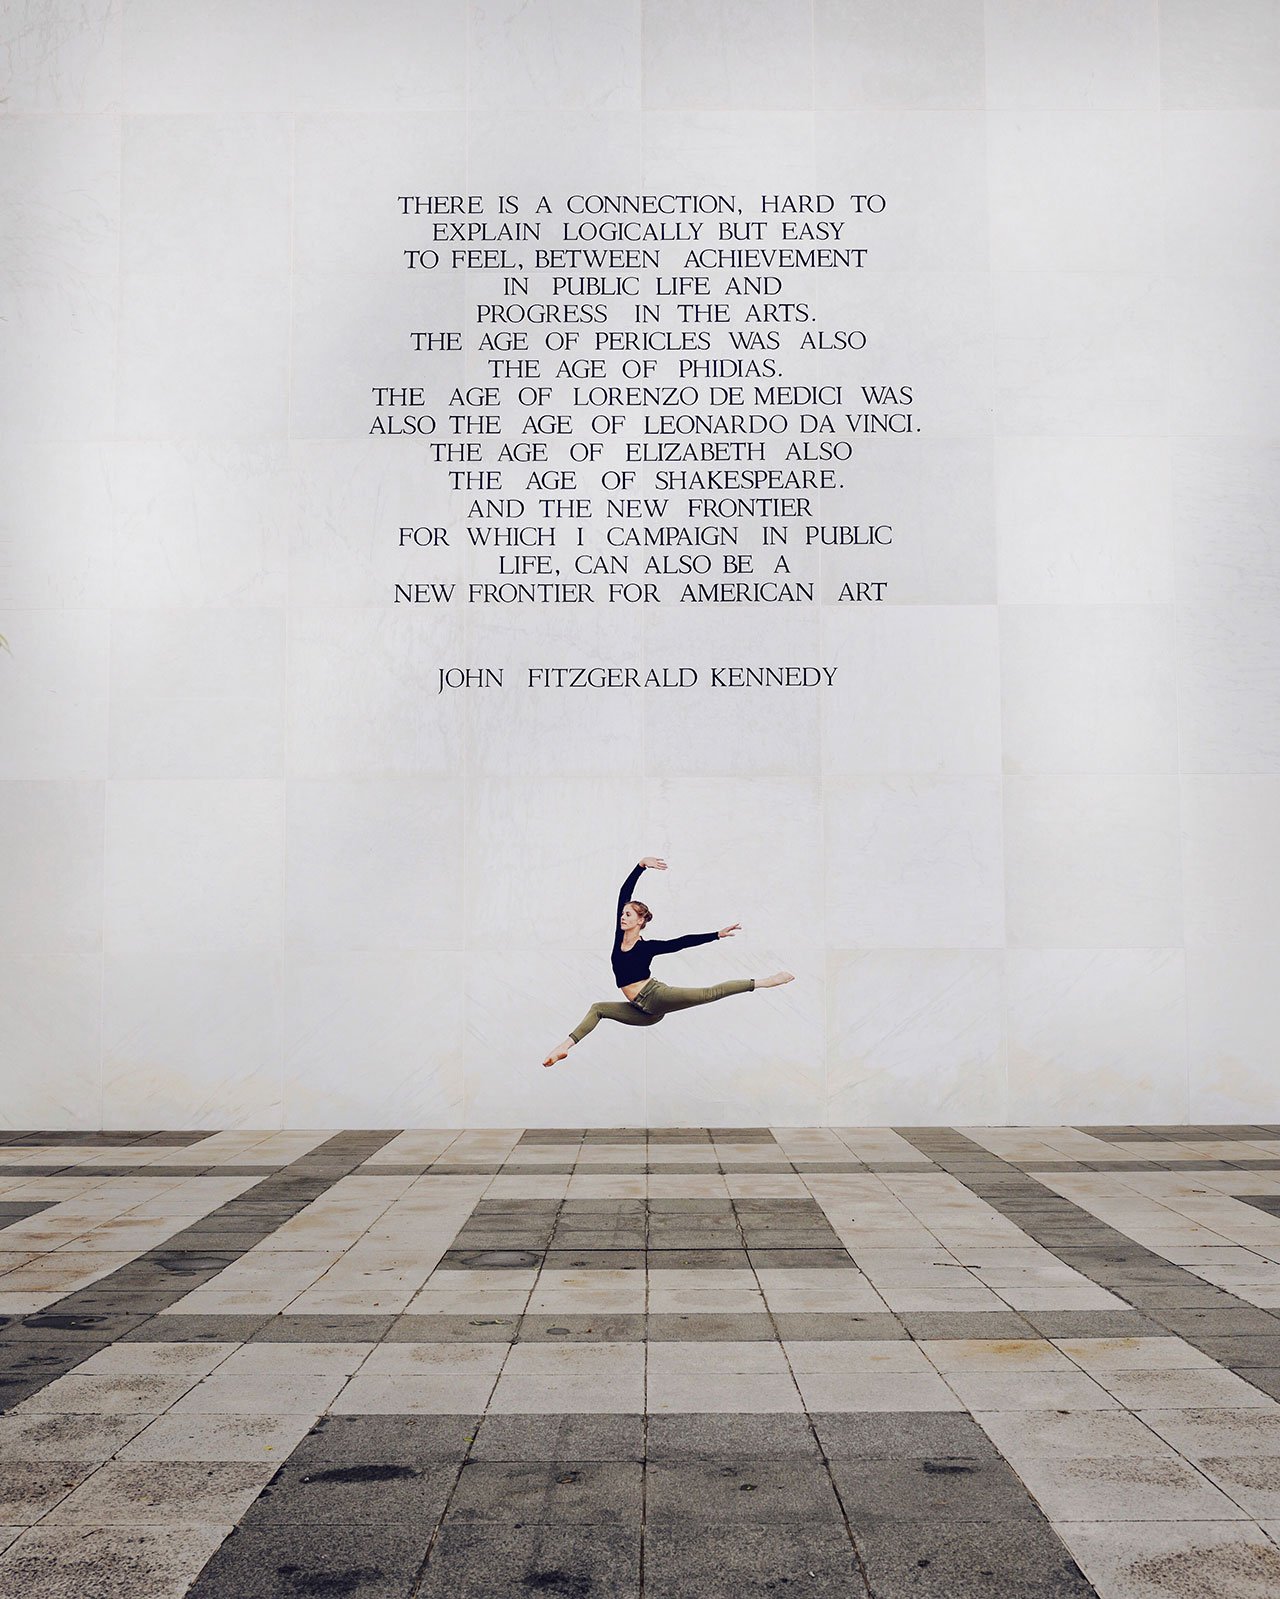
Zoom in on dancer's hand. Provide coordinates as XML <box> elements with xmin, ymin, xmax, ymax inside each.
<box><xmin>717</xmin><ymin>923</ymin><xmax>741</xmax><ymax>938</ymax></box>
<box><xmin>640</xmin><ymin>856</ymin><xmax>667</xmax><ymax>870</ymax></box>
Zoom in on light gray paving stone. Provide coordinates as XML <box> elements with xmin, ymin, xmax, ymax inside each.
<box><xmin>0</xmin><ymin>1414</ymin><xmax>153</xmax><ymax>1462</ymax></box>
<box><xmin>12</xmin><ymin>1375</ymin><xmax>198</xmax><ymax>1416</ymax></box>
<box><xmin>1138</xmin><ymin>1409</ymin><xmax>1280</xmax><ymax>1460</ymax></box>
<box><xmin>796</xmin><ymin>1371</ymin><xmax>961</xmax><ymax>1412</ymax></box>
<box><xmin>45</xmin><ymin>1461</ymin><xmax>274</xmax><ymax>1525</ymax></box>
<box><xmin>0</xmin><ymin>1522</ymin><xmax>234</xmax><ymax>1599</ymax></box>
<box><xmin>213</xmin><ymin>1342</ymin><xmax>374</xmax><ymax>1376</ymax></box>
<box><xmin>648</xmin><ymin>1371</ymin><xmax>804</xmax><ymax>1414</ymax></box>
<box><xmin>919</xmin><ymin>1338</ymin><xmax>1073</xmax><ymax>1371</ymax></box>
<box><xmin>977</xmin><ymin>1409</ymin><xmax>1180</xmax><ymax>1461</ymax></box>
<box><xmin>1054</xmin><ymin>1338</ymin><xmax>1216</xmax><ymax>1373</ymax></box>
<box><xmin>1058</xmin><ymin>1518</ymin><xmax>1280</xmax><ymax>1599</ymax></box>
<box><xmin>73</xmin><ymin>1343</ymin><xmax>238</xmax><ymax>1377</ymax></box>
<box><xmin>115</xmin><ymin>1412</ymin><xmax>317</xmax><ymax>1463</ymax></box>
<box><xmin>1011</xmin><ymin>1454</ymin><xmax>1251</xmax><ymax>1522</ymax></box>
<box><xmin>946</xmin><ymin>1368</ymin><xmax>1120</xmax><ymax>1412</ymax></box>
<box><xmin>1101</xmin><ymin>1369</ymin><xmax>1279</xmax><ymax>1410</ymax></box>
<box><xmin>168</xmin><ymin>1373</ymin><xmax>347</xmax><ymax>1415</ymax></box>
<box><xmin>330</xmin><ymin>1372</ymin><xmax>499</xmax><ymax>1414</ymax></box>
<box><xmin>1200</xmin><ymin>1458</ymin><xmax>1280</xmax><ymax>1519</ymax></box>
<box><xmin>0</xmin><ymin>1463</ymin><xmax>95</xmax><ymax>1524</ymax></box>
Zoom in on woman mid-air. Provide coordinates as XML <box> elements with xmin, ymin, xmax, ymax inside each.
<box><xmin>542</xmin><ymin>856</ymin><xmax>794</xmax><ymax>1067</ymax></box>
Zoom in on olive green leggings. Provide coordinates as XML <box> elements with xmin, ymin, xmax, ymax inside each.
<box><xmin>570</xmin><ymin>976</ymin><xmax>754</xmax><ymax>1043</ymax></box>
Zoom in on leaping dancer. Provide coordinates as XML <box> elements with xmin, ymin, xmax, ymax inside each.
<box><xmin>542</xmin><ymin>856</ymin><xmax>794</xmax><ymax>1067</ymax></box>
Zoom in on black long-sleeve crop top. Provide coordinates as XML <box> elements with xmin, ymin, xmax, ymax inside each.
<box><xmin>610</xmin><ymin>862</ymin><xmax>718</xmax><ymax>986</ymax></box>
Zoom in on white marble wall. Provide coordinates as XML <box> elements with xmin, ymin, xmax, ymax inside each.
<box><xmin>2</xmin><ymin>1</ymin><xmax>1277</xmax><ymax>1126</ymax></box>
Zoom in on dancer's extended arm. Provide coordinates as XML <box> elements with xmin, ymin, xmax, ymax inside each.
<box><xmin>644</xmin><ymin>929</ymin><xmax>721</xmax><ymax>956</ymax></box>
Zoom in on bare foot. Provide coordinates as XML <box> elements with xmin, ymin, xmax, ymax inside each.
<box><xmin>756</xmin><ymin>971</ymin><xmax>795</xmax><ymax>989</ymax></box>
<box><xmin>542</xmin><ymin>1038</ymin><xmax>573</xmax><ymax>1068</ymax></box>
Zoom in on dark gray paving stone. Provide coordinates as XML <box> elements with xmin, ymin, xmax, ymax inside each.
<box><xmin>1196</xmin><ymin>1336</ymin><xmax>1280</xmax><ymax>1368</ymax></box>
<box><xmin>186</xmin><ymin>1520</ymin><xmax>431</xmax><ymax>1599</ymax></box>
<box><xmin>558</xmin><ymin>1201</ymin><xmax>647</xmax><ymax>1217</ymax></box>
<box><xmin>811</xmin><ymin>1413</ymin><xmax>998</xmax><ymax>1460</ymax></box>
<box><xmin>865</xmin><ymin>1162</ymin><xmax>942</xmax><ymax>1173</ymax></box>
<box><xmin>772</xmin><ymin>1313</ymin><xmax>907</xmax><ymax>1341</ymax></box>
<box><xmin>646</xmin><ymin>1235</ymin><xmax>744</xmax><ymax>1252</ymax></box>
<box><xmin>645</xmin><ymin>1459</ymin><xmax>843</xmax><ymax>1525</ymax></box>
<box><xmin>516</xmin><ymin>1314</ymin><xmax>646</xmax><ymax>1343</ymax></box>
<box><xmin>0</xmin><ymin>1377</ymin><xmax>46</xmax><ymax>1408</ymax></box>
<box><xmin>737</xmin><ymin>1232</ymin><xmax>843</xmax><ymax>1250</ymax></box>
<box><xmin>119</xmin><ymin>1315</ymin><xmax>269</xmax><ymax>1343</ymax></box>
<box><xmin>897</xmin><ymin>1312</ymin><xmax>1037</xmax><ymax>1340</ymax></box>
<box><xmin>1155</xmin><ymin>1307</ymin><xmax>1280</xmax><ymax>1337</ymax></box>
<box><xmin>643</xmin><ymin>1524</ymin><xmax>863</xmax><ymax>1599</ymax></box>
<box><xmin>470</xmin><ymin>1415</ymin><xmax>644</xmax><ymax>1462</ymax></box>
<box><xmin>1236</xmin><ymin>1368</ymin><xmax>1280</xmax><ymax>1402</ymax></box>
<box><xmin>53</xmin><ymin>1292</ymin><xmax>174</xmax><ymax>1316</ymax></box>
<box><xmin>450</xmin><ymin>1235</ymin><xmax>553</xmax><ymax>1252</ymax></box>
<box><xmin>540</xmin><ymin>1250</ymin><xmax>646</xmax><ymax>1271</ymax></box>
<box><xmin>1124</xmin><ymin>1285</ymin><xmax>1243</xmax><ymax>1309</ymax></box>
<box><xmin>2</xmin><ymin>1315</ymin><xmax>146</xmax><ymax>1342</ymax></box>
<box><xmin>648</xmin><ymin>1213</ymin><xmax>739</xmax><ymax>1229</ymax></box>
<box><xmin>735</xmin><ymin>1202</ymin><xmax>837</xmax><ymax>1218</ymax></box>
<box><xmin>543</xmin><ymin>1228</ymin><xmax>645</xmax><ymax>1240</ymax></box>
<box><xmin>446</xmin><ymin>1460</ymin><xmax>642</xmax><ymax>1524</ymax></box>
<box><xmin>646</xmin><ymin>1414</ymin><xmax>820</xmax><ymax>1460</ymax></box>
<box><xmin>831</xmin><ymin>1457</ymin><xmax>1039</xmax><ymax>1525</ymax></box>
<box><xmin>240</xmin><ymin>1460</ymin><xmax>456</xmax><ymax>1526</ymax></box>
<box><xmin>0</xmin><ymin>1345</ymin><xmax>95</xmax><ymax>1378</ymax></box>
<box><xmin>416</xmin><ymin>1524</ymin><xmax>641</xmax><ymax>1599</ymax></box>
<box><xmin>251</xmin><ymin>1315</ymin><xmax>396</xmax><ymax>1343</ymax></box>
<box><xmin>454</xmin><ymin>1225</ymin><xmax>554</xmax><ymax>1241</ymax></box>
<box><xmin>439</xmin><ymin>1250</ymin><xmax>545</xmax><ymax>1270</ymax></box>
<box><xmin>166</xmin><ymin>1233</ymin><xmax>282</xmax><ymax>1251</ymax></box>
<box><xmin>647</xmin><ymin>1314</ymin><xmax>778</xmax><ymax>1342</ymax></box>
<box><xmin>1020</xmin><ymin>1310</ymin><xmax>1168</xmax><ymax>1339</ymax></box>
<box><xmin>855</xmin><ymin>1516</ymin><xmax>1093</xmax><ymax>1599</ymax></box>
<box><xmin>1085</xmin><ymin>1266</ymin><xmax>1197</xmax><ymax>1286</ymax></box>
<box><xmin>640</xmin><ymin>1250</ymin><xmax>751</xmax><ymax>1270</ymax></box>
<box><xmin>384</xmin><ymin>1316</ymin><xmax>520</xmax><ymax>1343</ymax></box>
<box><xmin>289</xmin><ymin>1415</ymin><xmax>480</xmax><ymax>1467</ymax></box>
<box><xmin>747</xmin><ymin>1250</ymin><xmax>857</xmax><ymax>1269</ymax></box>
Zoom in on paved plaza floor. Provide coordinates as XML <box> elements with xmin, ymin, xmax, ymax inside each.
<box><xmin>4</xmin><ymin>1125</ymin><xmax>1280</xmax><ymax>1596</ymax></box>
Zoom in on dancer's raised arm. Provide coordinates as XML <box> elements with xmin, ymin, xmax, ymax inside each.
<box><xmin>614</xmin><ymin>863</ymin><xmax>643</xmax><ymax>945</ymax></box>
<box><xmin>614</xmin><ymin>856</ymin><xmax>666</xmax><ymax>946</ymax></box>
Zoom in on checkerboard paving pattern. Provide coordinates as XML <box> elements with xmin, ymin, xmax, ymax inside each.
<box><xmin>4</xmin><ymin>1127</ymin><xmax>1280</xmax><ymax>1596</ymax></box>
